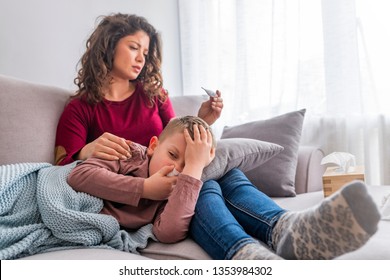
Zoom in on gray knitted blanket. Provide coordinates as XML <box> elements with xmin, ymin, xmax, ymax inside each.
<box><xmin>0</xmin><ymin>162</ymin><xmax>156</xmax><ymax>260</ymax></box>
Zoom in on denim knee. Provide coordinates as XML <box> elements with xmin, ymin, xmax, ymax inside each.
<box><xmin>199</xmin><ymin>180</ymin><xmax>223</xmax><ymax>196</ymax></box>
<box><xmin>219</xmin><ymin>168</ymin><xmax>255</xmax><ymax>194</ymax></box>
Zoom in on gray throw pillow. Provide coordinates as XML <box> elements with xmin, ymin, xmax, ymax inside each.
<box><xmin>201</xmin><ymin>138</ymin><xmax>283</xmax><ymax>182</ymax></box>
<box><xmin>221</xmin><ymin>109</ymin><xmax>306</xmax><ymax>197</ymax></box>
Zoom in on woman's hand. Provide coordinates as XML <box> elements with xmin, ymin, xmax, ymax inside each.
<box><xmin>77</xmin><ymin>132</ymin><xmax>132</xmax><ymax>161</ymax></box>
<box><xmin>197</xmin><ymin>90</ymin><xmax>223</xmax><ymax>125</ymax></box>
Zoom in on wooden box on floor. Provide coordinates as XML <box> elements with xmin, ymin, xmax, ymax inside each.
<box><xmin>322</xmin><ymin>166</ymin><xmax>365</xmax><ymax>197</ymax></box>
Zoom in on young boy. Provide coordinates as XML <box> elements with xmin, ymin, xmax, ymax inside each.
<box><xmin>67</xmin><ymin>116</ymin><xmax>216</xmax><ymax>243</ymax></box>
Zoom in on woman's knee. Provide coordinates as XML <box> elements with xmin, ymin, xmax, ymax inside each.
<box><xmin>221</xmin><ymin>168</ymin><xmax>249</xmax><ymax>184</ymax></box>
<box><xmin>223</xmin><ymin>168</ymin><xmax>244</xmax><ymax>178</ymax></box>
<box><xmin>219</xmin><ymin>168</ymin><xmax>253</xmax><ymax>193</ymax></box>
<box><xmin>200</xmin><ymin>180</ymin><xmax>223</xmax><ymax>196</ymax></box>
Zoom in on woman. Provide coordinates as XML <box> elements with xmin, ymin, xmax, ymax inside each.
<box><xmin>55</xmin><ymin>13</ymin><xmax>380</xmax><ymax>260</ymax></box>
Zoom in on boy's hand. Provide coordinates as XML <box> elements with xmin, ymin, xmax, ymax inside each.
<box><xmin>143</xmin><ymin>165</ymin><xmax>177</xmax><ymax>200</ymax></box>
<box><xmin>182</xmin><ymin>124</ymin><xmax>215</xmax><ymax>179</ymax></box>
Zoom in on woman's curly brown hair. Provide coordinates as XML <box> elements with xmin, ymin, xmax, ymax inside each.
<box><xmin>73</xmin><ymin>13</ymin><xmax>164</xmax><ymax>105</ymax></box>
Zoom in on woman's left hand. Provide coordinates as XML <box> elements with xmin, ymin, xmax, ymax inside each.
<box><xmin>197</xmin><ymin>90</ymin><xmax>223</xmax><ymax>125</ymax></box>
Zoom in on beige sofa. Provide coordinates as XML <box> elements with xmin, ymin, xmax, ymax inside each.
<box><xmin>1</xmin><ymin>74</ymin><xmax>389</xmax><ymax>260</ymax></box>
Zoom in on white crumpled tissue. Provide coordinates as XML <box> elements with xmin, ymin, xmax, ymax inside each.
<box><xmin>167</xmin><ymin>168</ymin><xmax>180</xmax><ymax>177</ymax></box>
<box><xmin>321</xmin><ymin>152</ymin><xmax>356</xmax><ymax>173</ymax></box>
<box><xmin>167</xmin><ymin>168</ymin><xmax>180</xmax><ymax>187</ymax></box>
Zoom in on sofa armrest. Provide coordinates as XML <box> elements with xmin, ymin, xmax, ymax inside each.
<box><xmin>295</xmin><ymin>146</ymin><xmax>326</xmax><ymax>194</ymax></box>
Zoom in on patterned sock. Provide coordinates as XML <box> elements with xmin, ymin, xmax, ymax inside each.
<box><xmin>232</xmin><ymin>242</ymin><xmax>283</xmax><ymax>260</ymax></box>
<box><xmin>272</xmin><ymin>180</ymin><xmax>380</xmax><ymax>259</ymax></box>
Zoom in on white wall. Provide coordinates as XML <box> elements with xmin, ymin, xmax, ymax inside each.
<box><xmin>0</xmin><ymin>0</ymin><xmax>182</xmax><ymax>95</ymax></box>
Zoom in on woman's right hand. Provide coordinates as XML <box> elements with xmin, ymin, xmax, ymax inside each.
<box><xmin>77</xmin><ymin>132</ymin><xmax>132</xmax><ymax>161</ymax></box>
<box><xmin>197</xmin><ymin>90</ymin><xmax>223</xmax><ymax>125</ymax></box>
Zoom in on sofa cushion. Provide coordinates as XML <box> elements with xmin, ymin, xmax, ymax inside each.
<box><xmin>20</xmin><ymin>248</ymin><xmax>151</xmax><ymax>260</ymax></box>
<box><xmin>141</xmin><ymin>238</ymin><xmax>212</xmax><ymax>260</ymax></box>
<box><xmin>201</xmin><ymin>138</ymin><xmax>283</xmax><ymax>181</ymax></box>
<box><xmin>221</xmin><ymin>109</ymin><xmax>306</xmax><ymax>197</ymax></box>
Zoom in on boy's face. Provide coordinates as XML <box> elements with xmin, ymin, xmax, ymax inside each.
<box><xmin>147</xmin><ymin>132</ymin><xmax>186</xmax><ymax>176</ymax></box>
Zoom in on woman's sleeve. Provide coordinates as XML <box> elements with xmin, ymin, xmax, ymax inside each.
<box><xmin>54</xmin><ymin>99</ymin><xmax>90</xmax><ymax>165</ymax></box>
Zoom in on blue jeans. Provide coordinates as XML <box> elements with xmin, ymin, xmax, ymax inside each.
<box><xmin>189</xmin><ymin>168</ymin><xmax>286</xmax><ymax>259</ymax></box>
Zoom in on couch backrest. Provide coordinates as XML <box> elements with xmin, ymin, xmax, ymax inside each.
<box><xmin>0</xmin><ymin>75</ymin><xmax>71</xmax><ymax>165</ymax></box>
<box><xmin>0</xmin><ymin>74</ymin><xmax>205</xmax><ymax>165</ymax></box>
<box><xmin>170</xmin><ymin>95</ymin><xmax>207</xmax><ymax>117</ymax></box>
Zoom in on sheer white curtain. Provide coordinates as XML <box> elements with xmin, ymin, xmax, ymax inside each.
<box><xmin>178</xmin><ymin>0</ymin><xmax>390</xmax><ymax>185</ymax></box>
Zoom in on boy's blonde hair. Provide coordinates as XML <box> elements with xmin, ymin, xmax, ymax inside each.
<box><xmin>159</xmin><ymin>116</ymin><xmax>216</xmax><ymax>148</ymax></box>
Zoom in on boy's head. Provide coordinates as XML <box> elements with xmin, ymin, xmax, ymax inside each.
<box><xmin>159</xmin><ymin>116</ymin><xmax>216</xmax><ymax>147</ymax></box>
<box><xmin>147</xmin><ymin>116</ymin><xmax>216</xmax><ymax>176</ymax></box>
